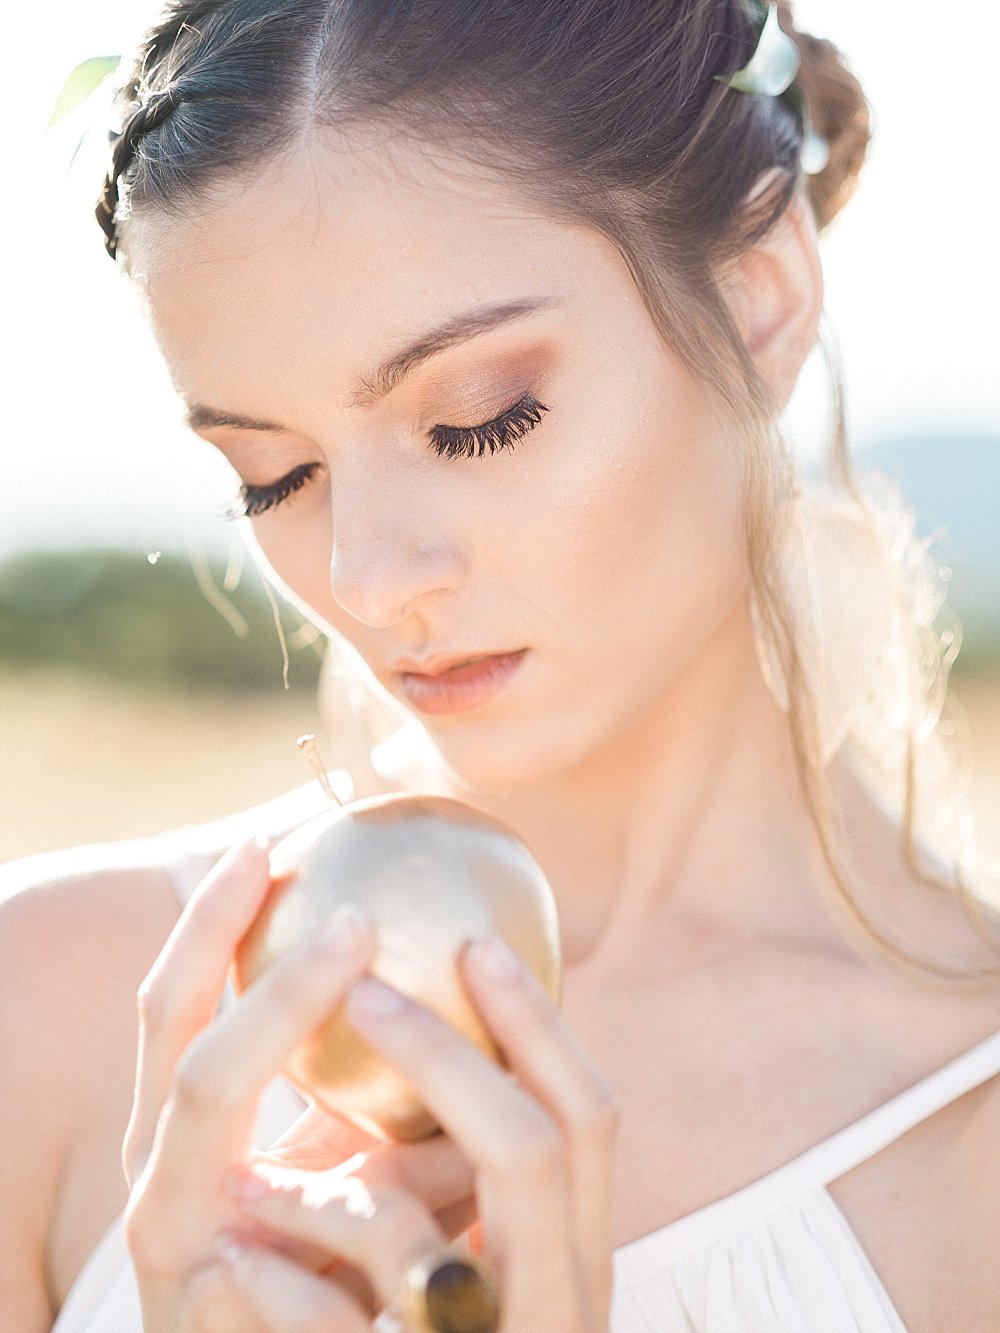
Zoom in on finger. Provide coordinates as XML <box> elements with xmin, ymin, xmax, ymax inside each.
<box><xmin>462</xmin><ymin>934</ymin><xmax>618</xmax><ymax>1300</ymax></box>
<box><xmin>251</xmin><ymin>1132</ymin><xmax>478</xmax><ymax>1247</ymax></box>
<box><xmin>356</xmin><ymin>1135</ymin><xmax>476</xmax><ymax>1219</ymax></box>
<box><xmin>125</xmin><ymin>835</ymin><xmax>273</xmax><ymax>1183</ymax></box>
<box><xmin>226</xmin><ymin>1167</ymin><xmax>447</xmax><ymax>1308</ymax></box>
<box><xmin>200</xmin><ymin>1239</ymin><xmax>371</xmax><ymax>1333</ymax></box>
<box><xmin>344</xmin><ymin>976</ymin><xmax>581</xmax><ymax>1321</ymax></box>
<box><xmin>323</xmin><ymin>1135</ymin><xmax>479</xmax><ymax>1246</ymax></box>
<box><xmin>145</xmin><ymin>905</ymin><xmax>375</xmax><ymax>1206</ymax></box>
<box><xmin>263</xmin><ymin>1102</ymin><xmax>380</xmax><ymax>1168</ymax></box>
<box><xmin>184</xmin><ymin>1257</ymin><xmax>272</xmax><ymax>1333</ymax></box>
<box><xmin>258</xmin><ymin>1104</ymin><xmax>477</xmax><ymax>1219</ymax></box>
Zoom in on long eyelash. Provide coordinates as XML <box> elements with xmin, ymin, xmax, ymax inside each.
<box><xmin>221</xmin><ymin>396</ymin><xmax>547</xmax><ymax>520</ymax></box>
<box><xmin>429</xmin><ymin>394</ymin><xmax>549</xmax><ymax>460</ymax></box>
<box><xmin>225</xmin><ymin>462</ymin><xmax>321</xmax><ymax>520</ymax></box>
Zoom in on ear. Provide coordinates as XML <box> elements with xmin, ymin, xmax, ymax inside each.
<box><xmin>724</xmin><ymin>181</ymin><xmax>824</xmax><ymax>411</ymax></box>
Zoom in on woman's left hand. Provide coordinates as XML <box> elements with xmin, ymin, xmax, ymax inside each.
<box><xmin>214</xmin><ymin>933</ymin><xmax>619</xmax><ymax>1332</ymax></box>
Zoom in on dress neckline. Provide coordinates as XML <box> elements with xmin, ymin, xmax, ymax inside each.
<box><xmin>612</xmin><ymin>1028</ymin><xmax>1000</xmax><ymax>1274</ymax></box>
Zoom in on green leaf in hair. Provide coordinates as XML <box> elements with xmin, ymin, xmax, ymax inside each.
<box><xmin>48</xmin><ymin>56</ymin><xmax>121</xmax><ymax>128</ymax></box>
<box><xmin>720</xmin><ymin>3</ymin><xmax>800</xmax><ymax>98</ymax></box>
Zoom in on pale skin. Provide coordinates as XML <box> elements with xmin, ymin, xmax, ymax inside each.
<box><xmin>1</xmin><ymin>125</ymin><xmax>999</xmax><ymax>1332</ymax></box>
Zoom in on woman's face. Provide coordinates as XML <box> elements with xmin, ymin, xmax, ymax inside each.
<box><xmin>129</xmin><ymin>130</ymin><xmax>748</xmax><ymax>790</ymax></box>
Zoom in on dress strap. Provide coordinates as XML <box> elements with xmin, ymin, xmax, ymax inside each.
<box><xmin>612</xmin><ymin>1030</ymin><xmax>1000</xmax><ymax>1273</ymax></box>
<box><xmin>798</xmin><ymin>1030</ymin><xmax>1000</xmax><ymax>1187</ymax></box>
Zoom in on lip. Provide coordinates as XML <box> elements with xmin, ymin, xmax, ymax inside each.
<box><xmin>393</xmin><ymin>649</ymin><xmax>527</xmax><ymax>716</ymax></box>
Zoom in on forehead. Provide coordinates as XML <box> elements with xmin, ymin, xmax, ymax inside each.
<box><xmin>126</xmin><ymin>128</ymin><xmax>611</xmax><ymax>421</ymax></box>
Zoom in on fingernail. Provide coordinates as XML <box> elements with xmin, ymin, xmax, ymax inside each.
<box><xmin>224</xmin><ymin>1166</ymin><xmax>270</xmax><ymax>1204</ymax></box>
<box><xmin>466</xmin><ymin>934</ymin><xmax>521</xmax><ymax>982</ymax></box>
<box><xmin>316</xmin><ymin>903</ymin><xmax>371</xmax><ymax>959</ymax></box>
<box><xmin>347</xmin><ymin>975</ymin><xmax>405</xmax><ymax>1020</ymax></box>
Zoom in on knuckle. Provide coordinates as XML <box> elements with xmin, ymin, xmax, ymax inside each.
<box><xmin>581</xmin><ymin>1082</ymin><xmax>620</xmax><ymax>1142</ymax></box>
<box><xmin>498</xmin><ymin>1107</ymin><xmax>563</xmax><ymax>1175</ymax></box>
<box><xmin>172</xmin><ymin>1036</ymin><xmax>228</xmax><ymax>1112</ymax></box>
<box><xmin>508</xmin><ymin>969</ymin><xmax>557</xmax><ymax>1031</ymax></box>
<box><xmin>189</xmin><ymin>1263</ymin><xmax>240</xmax><ymax>1333</ymax></box>
<box><xmin>370</xmin><ymin>1186</ymin><xmax>435</xmax><ymax>1249</ymax></box>
<box><xmin>418</xmin><ymin>1017</ymin><xmax>457</xmax><ymax>1062</ymax></box>
<box><xmin>395</xmin><ymin>1008</ymin><xmax>458</xmax><ymax>1065</ymax></box>
<box><xmin>123</xmin><ymin>1193</ymin><xmax>179</xmax><ymax>1278</ymax></box>
<box><xmin>136</xmin><ymin>969</ymin><xmax>171</xmax><ymax>1031</ymax></box>
<box><xmin>264</xmin><ymin>955</ymin><xmax>312</xmax><ymax>1014</ymax></box>
<box><xmin>121</xmin><ymin>1130</ymin><xmax>146</xmax><ymax>1189</ymax></box>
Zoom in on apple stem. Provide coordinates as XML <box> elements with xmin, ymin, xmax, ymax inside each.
<box><xmin>296</xmin><ymin>734</ymin><xmax>342</xmax><ymax>807</ymax></box>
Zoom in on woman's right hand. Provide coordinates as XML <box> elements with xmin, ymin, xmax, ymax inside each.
<box><xmin>121</xmin><ymin>835</ymin><xmax>476</xmax><ymax>1331</ymax></box>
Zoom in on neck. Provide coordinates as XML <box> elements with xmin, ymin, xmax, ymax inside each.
<box><xmin>448</xmin><ymin>604</ymin><xmax>839</xmax><ymax>969</ymax></box>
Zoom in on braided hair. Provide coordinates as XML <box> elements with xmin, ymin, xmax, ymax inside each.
<box><xmin>95</xmin><ymin>0</ymin><xmax>324</xmax><ymax>261</ymax></box>
<box><xmin>96</xmin><ymin>0</ymin><xmax>224</xmax><ymax>257</ymax></box>
<box><xmin>95</xmin><ymin>0</ymin><xmax>871</xmax><ymax>270</ymax></box>
<box><xmin>96</xmin><ymin>86</ymin><xmax>182</xmax><ymax>259</ymax></box>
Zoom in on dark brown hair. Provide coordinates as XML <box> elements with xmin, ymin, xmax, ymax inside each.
<box><xmin>98</xmin><ymin>2</ymin><xmax>868</xmax><ymax>356</ymax></box>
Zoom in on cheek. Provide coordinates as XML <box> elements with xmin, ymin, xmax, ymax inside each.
<box><xmin>508</xmin><ymin>368</ymin><xmax>747</xmax><ymax>646</ymax></box>
<box><xmin>246</xmin><ymin>505</ymin><xmax>336</xmax><ymax>627</ymax></box>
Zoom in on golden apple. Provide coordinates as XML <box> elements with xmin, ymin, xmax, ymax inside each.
<box><xmin>232</xmin><ymin>793</ymin><xmax>561</xmax><ymax>1140</ymax></box>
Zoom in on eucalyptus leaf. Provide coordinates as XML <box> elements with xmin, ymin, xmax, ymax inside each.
<box><xmin>727</xmin><ymin>3</ymin><xmax>800</xmax><ymax>98</ymax></box>
<box><xmin>48</xmin><ymin>56</ymin><xmax>121</xmax><ymax>128</ymax></box>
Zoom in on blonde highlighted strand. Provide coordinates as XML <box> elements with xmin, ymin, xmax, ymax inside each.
<box><xmin>746</xmin><ymin>350</ymin><xmax>1000</xmax><ymax>988</ymax></box>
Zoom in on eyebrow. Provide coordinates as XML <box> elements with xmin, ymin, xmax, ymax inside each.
<box><xmin>185</xmin><ymin>294</ymin><xmax>557</xmax><ymax>433</ymax></box>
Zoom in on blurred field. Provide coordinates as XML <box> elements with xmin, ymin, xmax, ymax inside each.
<box><xmin>1</xmin><ymin>666</ymin><xmax>997</xmax><ymax>868</ymax></box>
<box><xmin>0</xmin><ymin>670</ymin><xmax>325</xmax><ymax>862</ymax></box>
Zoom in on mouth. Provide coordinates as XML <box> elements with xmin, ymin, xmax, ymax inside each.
<box><xmin>392</xmin><ymin>649</ymin><xmax>528</xmax><ymax>716</ymax></box>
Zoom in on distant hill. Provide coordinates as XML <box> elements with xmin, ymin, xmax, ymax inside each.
<box><xmin>0</xmin><ymin>551</ymin><xmax>322</xmax><ymax>693</ymax></box>
<box><xmin>1</xmin><ymin>437</ymin><xmax>995</xmax><ymax>687</ymax></box>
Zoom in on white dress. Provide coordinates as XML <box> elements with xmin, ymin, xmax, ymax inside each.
<box><xmin>47</xmin><ymin>817</ymin><xmax>1000</xmax><ymax>1333</ymax></box>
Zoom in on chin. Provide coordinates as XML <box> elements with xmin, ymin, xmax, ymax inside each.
<box><xmin>419</xmin><ymin>714</ymin><xmax>598</xmax><ymax>795</ymax></box>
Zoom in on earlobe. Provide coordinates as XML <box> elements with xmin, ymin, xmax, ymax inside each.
<box><xmin>727</xmin><ymin>188</ymin><xmax>824</xmax><ymax>411</ymax></box>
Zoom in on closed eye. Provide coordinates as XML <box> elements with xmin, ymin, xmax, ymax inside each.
<box><xmin>223</xmin><ymin>392</ymin><xmax>548</xmax><ymax>519</ymax></box>
<box><xmin>226</xmin><ymin>462</ymin><xmax>321</xmax><ymax>519</ymax></box>
<box><xmin>429</xmin><ymin>394</ymin><xmax>548</xmax><ymax>459</ymax></box>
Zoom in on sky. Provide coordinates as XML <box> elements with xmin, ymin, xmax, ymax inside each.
<box><xmin>1</xmin><ymin>0</ymin><xmax>998</xmax><ymax>561</ymax></box>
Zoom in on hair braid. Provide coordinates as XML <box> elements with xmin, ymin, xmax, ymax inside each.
<box><xmin>96</xmin><ymin>87</ymin><xmax>183</xmax><ymax>259</ymax></box>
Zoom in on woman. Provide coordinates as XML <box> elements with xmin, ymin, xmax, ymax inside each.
<box><xmin>2</xmin><ymin>1</ymin><xmax>999</xmax><ymax>1330</ymax></box>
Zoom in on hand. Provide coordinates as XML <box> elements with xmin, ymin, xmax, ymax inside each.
<box><xmin>122</xmin><ymin>835</ymin><xmax>384</xmax><ymax>1330</ymax></box>
<box><xmin>210</xmin><ymin>934</ymin><xmax>619</xmax><ymax>1332</ymax></box>
<box><xmin>122</xmin><ymin>834</ymin><xmax>493</xmax><ymax>1331</ymax></box>
<box><xmin>123</xmin><ymin>834</ymin><xmax>618</xmax><ymax>1331</ymax></box>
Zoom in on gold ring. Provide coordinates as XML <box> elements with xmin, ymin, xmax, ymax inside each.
<box><xmin>401</xmin><ymin>1248</ymin><xmax>501</xmax><ymax>1333</ymax></box>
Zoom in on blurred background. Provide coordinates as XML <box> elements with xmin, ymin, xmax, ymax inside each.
<box><xmin>1</xmin><ymin>0</ymin><xmax>997</xmax><ymax>866</ymax></box>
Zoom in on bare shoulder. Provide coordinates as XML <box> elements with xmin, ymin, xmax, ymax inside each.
<box><xmin>836</xmin><ymin>1040</ymin><xmax>1000</xmax><ymax>1333</ymax></box>
<box><xmin>0</xmin><ymin>841</ymin><xmax>187</xmax><ymax>1092</ymax></box>
<box><xmin>0</xmin><ymin>845</ymin><xmax>184</xmax><ymax>1329</ymax></box>
<box><xmin>0</xmin><ymin>844</ymin><xmax>188</xmax><ymax>1020</ymax></box>
<box><xmin>826</xmin><ymin>919</ymin><xmax>1000</xmax><ymax>1333</ymax></box>
<box><xmin>0</xmin><ymin>774</ymin><xmax>326</xmax><ymax>1325</ymax></box>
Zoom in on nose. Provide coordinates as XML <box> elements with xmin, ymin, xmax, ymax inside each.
<box><xmin>328</xmin><ymin>473</ymin><xmax>465</xmax><ymax>628</ymax></box>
